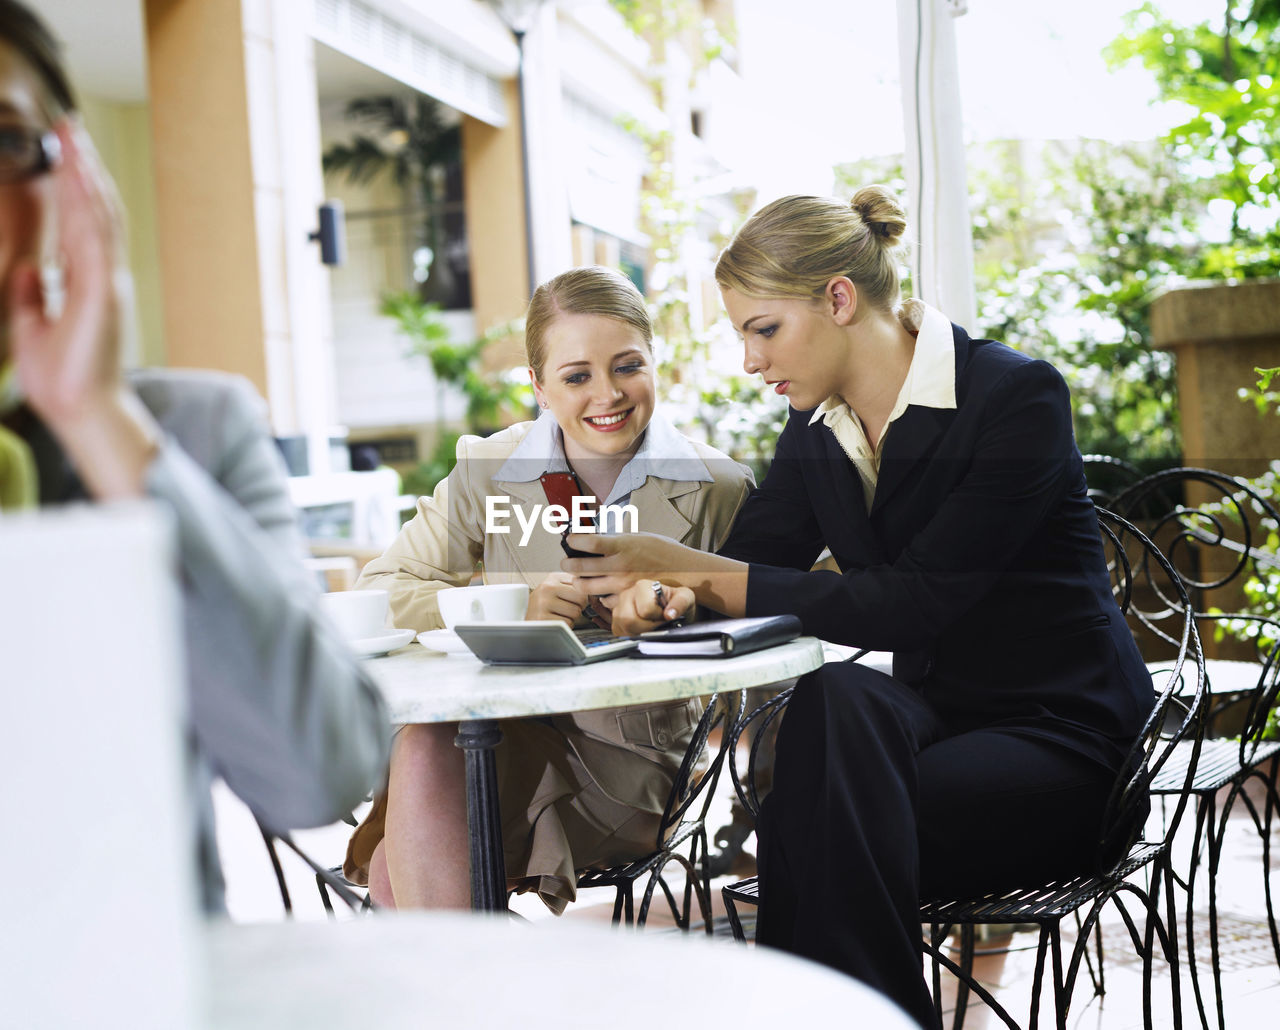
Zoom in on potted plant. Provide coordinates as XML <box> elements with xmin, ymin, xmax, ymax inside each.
<box><xmin>379</xmin><ymin>292</ymin><xmax>532</xmax><ymax>496</ymax></box>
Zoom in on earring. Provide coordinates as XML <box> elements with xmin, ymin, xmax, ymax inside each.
<box><xmin>539</xmin><ymin>401</ymin><xmax>548</xmax><ymax>409</ymax></box>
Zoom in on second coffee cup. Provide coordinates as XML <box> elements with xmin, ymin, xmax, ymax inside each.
<box><xmin>319</xmin><ymin>588</ymin><xmax>389</xmax><ymax>641</ymax></box>
<box><xmin>437</xmin><ymin>583</ymin><xmax>530</xmax><ymax>628</ymax></box>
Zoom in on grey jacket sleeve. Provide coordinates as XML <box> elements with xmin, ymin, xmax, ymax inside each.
<box><xmin>136</xmin><ymin>371</ymin><xmax>391</xmax><ymax>830</ymax></box>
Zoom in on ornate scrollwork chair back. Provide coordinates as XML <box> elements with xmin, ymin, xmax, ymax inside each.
<box><xmin>575</xmin><ymin>689</ymin><xmax>747</xmax><ymax>932</ymax></box>
<box><xmin>1107</xmin><ymin>467</ymin><xmax>1280</xmax><ymax>1030</ymax></box>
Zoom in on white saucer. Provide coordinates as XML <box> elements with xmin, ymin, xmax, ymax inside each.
<box><xmin>349</xmin><ymin>628</ymin><xmax>416</xmax><ymax>658</ymax></box>
<box><xmin>416</xmin><ymin>629</ymin><xmax>476</xmax><ymax>656</ymax></box>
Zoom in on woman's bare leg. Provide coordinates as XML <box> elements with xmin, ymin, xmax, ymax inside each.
<box><xmin>366</xmin><ymin>840</ymin><xmax>394</xmax><ymax>908</ymax></box>
<box><xmin>381</xmin><ymin>721</ymin><xmax>471</xmax><ymax>908</ymax></box>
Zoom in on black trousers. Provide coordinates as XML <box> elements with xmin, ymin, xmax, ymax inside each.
<box><xmin>755</xmin><ymin>662</ymin><xmax>1118</xmax><ymax>1030</ymax></box>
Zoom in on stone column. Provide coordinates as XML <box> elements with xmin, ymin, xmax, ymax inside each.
<box><xmin>144</xmin><ymin>0</ymin><xmax>337</xmax><ymax>473</ymax></box>
<box><xmin>144</xmin><ymin>0</ymin><xmax>265</xmax><ymax>391</ymax></box>
<box><xmin>460</xmin><ymin>81</ymin><xmax>528</xmax><ymax>346</ymax></box>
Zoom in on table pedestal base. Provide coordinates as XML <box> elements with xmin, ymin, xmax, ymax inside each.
<box><xmin>454</xmin><ymin>719</ymin><xmax>507</xmax><ymax>911</ymax></box>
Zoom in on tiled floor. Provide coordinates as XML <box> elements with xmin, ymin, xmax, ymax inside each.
<box><xmin>215</xmin><ymin>770</ymin><xmax>1279</xmax><ymax>1028</ymax></box>
<box><xmin>931</xmin><ymin>775</ymin><xmax>1280</xmax><ymax>1030</ymax></box>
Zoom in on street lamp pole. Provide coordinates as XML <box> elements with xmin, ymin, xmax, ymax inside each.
<box><xmin>486</xmin><ymin>0</ymin><xmax>550</xmax><ymax>300</ymax></box>
<box><xmin>513</xmin><ymin>25</ymin><xmax>536</xmax><ymax>299</ymax></box>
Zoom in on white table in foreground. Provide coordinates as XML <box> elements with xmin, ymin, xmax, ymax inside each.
<box><xmin>360</xmin><ymin>637</ymin><xmax>825</xmax><ymax>910</ymax></box>
<box><xmin>364</xmin><ymin>635</ymin><xmax>826</xmax><ymax>723</ymax></box>
<box><xmin>204</xmin><ymin>912</ymin><xmax>917</xmax><ymax>1029</ymax></box>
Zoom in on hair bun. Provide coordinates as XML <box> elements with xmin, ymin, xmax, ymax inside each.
<box><xmin>850</xmin><ymin>185</ymin><xmax>907</xmax><ymax>245</ymax></box>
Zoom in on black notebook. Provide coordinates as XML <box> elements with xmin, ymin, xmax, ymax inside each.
<box><xmin>636</xmin><ymin>615</ymin><xmax>802</xmax><ymax>658</ymax></box>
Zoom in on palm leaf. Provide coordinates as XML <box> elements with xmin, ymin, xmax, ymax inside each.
<box><xmin>321</xmin><ymin>135</ymin><xmax>398</xmax><ymax>185</ymax></box>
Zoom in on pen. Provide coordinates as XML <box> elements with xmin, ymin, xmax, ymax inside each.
<box><xmin>651</xmin><ymin>580</ymin><xmax>686</xmax><ymax>628</ymax></box>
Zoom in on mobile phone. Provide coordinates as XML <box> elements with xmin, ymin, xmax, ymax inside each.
<box><xmin>541</xmin><ymin>472</ymin><xmax>598</xmax><ymax>559</ymax></box>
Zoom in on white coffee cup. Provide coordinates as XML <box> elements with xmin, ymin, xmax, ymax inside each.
<box><xmin>437</xmin><ymin>583</ymin><xmax>530</xmax><ymax>629</ymax></box>
<box><xmin>320</xmin><ymin>588</ymin><xmax>390</xmax><ymax>641</ymax></box>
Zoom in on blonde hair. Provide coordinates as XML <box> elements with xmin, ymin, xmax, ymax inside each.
<box><xmin>715</xmin><ymin>185</ymin><xmax>908</xmax><ymax>311</ymax></box>
<box><xmin>524</xmin><ymin>266</ymin><xmax>652</xmax><ymax>381</ymax></box>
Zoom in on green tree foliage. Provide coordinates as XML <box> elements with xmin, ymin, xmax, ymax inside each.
<box><xmin>380</xmin><ymin>293</ymin><xmax>529</xmax><ymax>436</ymax></box>
<box><xmin>836</xmin><ymin>6</ymin><xmax>1279</xmax><ymax>473</ymax></box>
<box><xmin>379</xmin><ymin>293</ymin><xmax>531</xmax><ymax>496</ymax></box>
<box><xmin>1106</xmin><ymin>0</ymin><xmax>1280</xmax><ymax>278</ymax></box>
<box><xmin>606</xmin><ymin>3</ymin><xmax>1279</xmax><ymax>482</ymax></box>
<box><xmin>608</xmin><ymin>1</ymin><xmax>786</xmax><ymax>474</ymax></box>
<box><xmin>1109</xmin><ymin>5</ymin><xmax>1280</xmax><ymax>690</ymax></box>
<box><xmin>609</xmin><ymin>0</ymin><xmax>730</xmax><ymax>381</ymax></box>
<box><xmin>956</xmin><ymin>0</ymin><xmax>1280</xmax><ymax>467</ymax></box>
<box><xmin>840</xmin><ymin>144</ymin><xmax>1193</xmax><ymax>467</ymax></box>
<box><xmin>969</xmin><ymin>139</ymin><xmax>1202</xmax><ymax>467</ymax></box>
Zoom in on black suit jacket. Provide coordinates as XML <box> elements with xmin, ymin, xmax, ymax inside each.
<box><xmin>718</xmin><ymin>323</ymin><xmax>1153</xmax><ymax>771</ymax></box>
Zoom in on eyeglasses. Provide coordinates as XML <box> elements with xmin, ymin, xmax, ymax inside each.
<box><xmin>0</xmin><ymin>127</ymin><xmax>60</xmax><ymax>184</ymax></box>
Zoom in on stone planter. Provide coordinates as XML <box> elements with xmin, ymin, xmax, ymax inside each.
<box><xmin>1152</xmin><ymin>278</ymin><xmax>1280</xmax><ymax>480</ymax></box>
<box><xmin>1152</xmin><ymin>279</ymin><xmax>1280</xmax><ymax>662</ymax></box>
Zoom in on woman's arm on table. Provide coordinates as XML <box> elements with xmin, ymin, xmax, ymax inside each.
<box><xmin>353</xmin><ymin>432</ymin><xmax>586</xmax><ymax>627</ymax></box>
<box><xmin>562</xmin><ymin>429</ymin><xmax>816</xmax><ymax>635</ymax></box>
<box><xmin>570</xmin><ymin>356</ymin><xmax>1079</xmax><ymax>645</ymax></box>
<box><xmin>562</xmin><ymin>531</ymin><xmax>750</xmax><ymax>634</ymax></box>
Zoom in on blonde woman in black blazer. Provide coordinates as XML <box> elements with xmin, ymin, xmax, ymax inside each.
<box><xmin>570</xmin><ymin>188</ymin><xmax>1154</xmax><ymax>1029</ymax></box>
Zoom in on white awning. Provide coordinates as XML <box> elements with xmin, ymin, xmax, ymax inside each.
<box><xmin>562</xmin><ymin>91</ymin><xmax>649</xmax><ymax>245</ymax></box>
<box><xmin>311</xmin><ymin>0</ymin><xmax>516</xmax><ymax>126</ymax></box>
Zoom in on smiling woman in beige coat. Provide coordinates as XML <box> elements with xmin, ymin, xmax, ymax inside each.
<box><xmin>344</xmin><ymin>265</ymin><xmax>752</xmax><ymax>913</ymax></box>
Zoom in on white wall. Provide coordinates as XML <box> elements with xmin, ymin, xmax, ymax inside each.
<box><xmin>319</xmin><ymin>99</ymin><xmax>475</xmax><ymax>430</ymax></box>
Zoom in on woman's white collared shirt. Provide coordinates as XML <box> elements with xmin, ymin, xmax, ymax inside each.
<box><xmin>494</xmin><ymin>410</ymin><xmax>714</xmax><ymax>507</ymax></box>
<box><xmin>810</xmin><ymin>301</ymin><xmax>958</xmax><ymax>510</ymax></box>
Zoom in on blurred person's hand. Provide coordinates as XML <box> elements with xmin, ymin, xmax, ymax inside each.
<box><xmin>9</xmin><ymin>119</ymin><xmax>158</xmax><ymax>498</ymax></box>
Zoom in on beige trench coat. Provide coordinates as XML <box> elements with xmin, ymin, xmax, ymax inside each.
<box><xmin>346</xmin><ymin>420</ymin><xmax>753</xmax><ymax>901</ymax></box>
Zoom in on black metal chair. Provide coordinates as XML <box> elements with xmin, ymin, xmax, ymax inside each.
<box><xmin>575</xmin><ymin>688</ymin><xmax>746</xmax><ymax>932</ymax></box>
<box><xmin>298</xmin><ymin>693</ymin><xmax>746</xmax><ymax>926</ymax></box>
<box><xmin>722</xmin><ymin>510</ymin><xmax>1207</xmax><ymax>1029</ymax></box>
<box><xmin>1081</xmin><ymin>454</ymin><xmax>1145</xmax><ymax>507</ymax></box>
<box><xmin>257</xmin><ymin>819</ymin><xmax>370</xmax><ymax>917</ymax></box>
<box><xmin>1108</xmin><ymin>466</ymin><xmax>1280</xmax><ymax>1030</ymax></box>
<box><xmin>720</xmin><ymin>682</ymin><xmax>796</xmax><ymax>944</ymax></box>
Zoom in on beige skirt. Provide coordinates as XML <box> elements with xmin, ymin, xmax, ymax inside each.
<box><xmin>344</xmin><ymin>705</ymin><xmax>697</xmax><ymax>914</ymax></box>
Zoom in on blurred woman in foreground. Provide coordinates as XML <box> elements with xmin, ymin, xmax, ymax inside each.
<box><xmin>0</xmin><ymin>0</ymin><xmax>389</xmax><ymax>910</ymax></box>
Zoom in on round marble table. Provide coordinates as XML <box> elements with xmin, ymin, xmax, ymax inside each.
<box><xmin>366</xmin><ymin>636</ymin><xmax>825</xmax><ymax>723</ymax></box>
<box><xmin>361</xmin><ymin>637</ymin><xmax>825</xmax><ymax>910</ymax></box>
<box><xmin>204</xmin><ymin>911</ymin><xmax>918</xmax><ymax>1028</ymax></box>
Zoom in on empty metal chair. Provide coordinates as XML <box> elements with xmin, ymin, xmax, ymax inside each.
<box><xmin>576</xmin><ymin>689</ymin><xmax>747</xmax><ymax>931</ymax></box>
<box><xmin>1108</xmin><ymin>466</ymin><xmax>1280</xmax><ymax>1030</ymax></box>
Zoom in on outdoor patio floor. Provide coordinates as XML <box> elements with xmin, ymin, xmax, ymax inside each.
<box><xmin>216</xmin><ymin>768</ymin><xmax>1280</xmax><ymax>1027</ymax></box>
